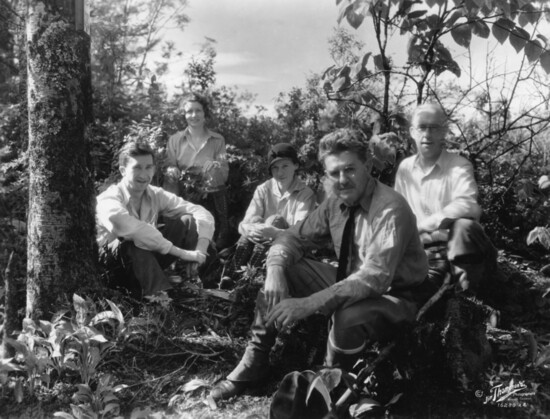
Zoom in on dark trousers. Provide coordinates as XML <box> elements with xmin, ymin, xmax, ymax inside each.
<box><xmin>426</xmin><ymin>218</ymin><xmax>497</xmax><ymax>293</ymax></box>
<box><xmin>99</xmin><ymin>215</ymin><xmax>198</xmax><ymax>297</ymax></box>
<box><xmin>226</xmin><ymin>258</ymin><xmax>431</xmax><ymax>382</ymax></box>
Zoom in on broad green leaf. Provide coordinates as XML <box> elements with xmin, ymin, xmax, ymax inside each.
<box><xmin>337</xmin><ymin>2</ymin><xmax>352</xmax><ymax>25</ymax></box>
<box><xmin>182</xmin><ymin>378</ymin><xmax>209</xmax><ymax>393</ymax></box>
<box><xmin>525</xmin><ymin>40</ymin><xmax>543</xmax><ymax>63</ymax></box>
<box><xmin>90</xmin><ymin>311</ymin><xmax>118</xmax><ymax>328</ymax></box>
<box><xmin>102</xmin><ymin>403</ymin><xmax>120</xmax><ymax>415</ymax></box>
<box><xmin>351</xmin><ymin>52</ymin><xmax>371</xmax><ymax>80</ymax></box>
<box><xmin>349</xmin><ymin>398</ymin><xmax>381</xmax><ymax>416</ymax></box>
<box><xmin>424</xmin><ymin>0</ymin><xmax>439</xmax><ymax>7</ymax></box>
<box><xmin>518</xmin><ymin>4</ymin><xmax>541</xmax><ymax>27</ymax></box>
<box><xmin>535</xmin><ymin>346</ymin><xmax>550</xmax><ymax>367</ymax></box>
<box><xmin>536</xmin><ymin>34</ymin><xmax>548</xmax><ymax>44</ymax></box>
<box><xmin>445</xmin><ymin>10</ymin><xmax>464</xmax><ymax>28</ymax></box>
<box><xmin>538</xmin><ymin>175</ymin><xmax>550</xmax><ymax>190</ymax></box>
<box><xmin>0</xmin><ymin>357</ymin><xmax>22</xmax><ymax>372</ymax></box>
<box><xmin>53</xmin><ymin>413</ymin><xmax>74</xmax><ymax>419</ymax></box>
<box><xmin>305</xmin><ymin>375</ymin><xmax>332</xmax><ymax>410</ymax></box>
<box><xmin>386</xmin><ymin>392</ymin><xmax>403</xmax><ymax>406</ymax></box>
<box><xmin>494</xmin><ymin>0</ymin><xmax>511</xmax><ymax>18</ymax></box>
<box><xmin>332</xmin><ymin>76</ymin><xmax>350</xmax><ymax>92</ymax></box>
<box><xmin>107</xmin><ymin>299</ymin><xmax>125</xmax><ymax>329</ymax></box>
<box><xmin>450</xmin><ymin>23</ymin><xmax>472</xmax><ymax>48</ymax></box>
<box><xmin>346</xmin><ymin>10</ymin><xmax>365</xmax><ymax>29</ymax></box>
<box><xmin>408</xmin><ymin>10</ymin><xmax>427</xmax><ymax>20</ymax></box>
<box><xmin>373</xmin><ymin>54</ymin><xmax>384</xmax><ymax>71</ymax></box>
<box><xmin>540</xmin><ymin>50</ymin><xmax>550</xmax><ymax>74</ymax></box>
<box><xmin>471</xmin><ymin>20</ymin><xmax>490</xmax><ymax>38</ymax></box>
<box><xmin>491</xmin><ymin>18</ymin><xmax>514</xmax><ymax>44</ymax></box>
<box><xmin>471</xmin><ymin>0</ymin><xmax>485</xmax><ymax>7</ymax></box>
<box><xmin>4</xmin><ymin>337</ymin><xmax>29</xmax><ymax>356</ymax></box>
<box><xmin>527</xmin><ymin>227</ymin><xmax>550</xmax><ymax>248</ymax></box>
<box><xmin>319</xmin><ymin>368</ymin><xmax>343</xmax><ymax>392</ymax></box>
<box><xmin>509</xmin><ymin>26</ymin><xmax>529</xmax><ymax>52</ymax></box>
<box><xmin>113</xmin><ymin>383</ymin><xmax>128</xmax><ymax>392</ymax></box>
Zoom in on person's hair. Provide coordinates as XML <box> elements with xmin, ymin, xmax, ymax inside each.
<box><xmin>178</xmin><ymin>92</ymin><xmax>211</xmax><ymax>118</ymax></box>
<box><xmin>318</xmin><ymin>128</ymin><xmax>372</xmax><ymax>165</ymax></box>
<box><xmin>118</xmin><ymin>141</ymin><xmax>156</xmax><ymax>168</ymax></box>
<box><xmin>411</xmin><ymin>103</ymin><xmax>448</xmax><ymax>129</ymax></box>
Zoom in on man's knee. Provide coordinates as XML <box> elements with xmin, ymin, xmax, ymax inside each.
<box><xmin>178</xmin><ymin>214</ymin><xmax>197</xmax><ymax>231</ymax></box>
<box><xmin>449</xmin><ymin>218</ymin><xmax>488</xmax><ymax>264</ymax></box>
<box><xmin>331</xmin><ymin>306</ymin><xmax>368</xmax><ymax>349</ymax></box>
<box><xmin>451</xmin><ymin>218</ymin><xmax>481</xmax><ymax>237</ymax></box>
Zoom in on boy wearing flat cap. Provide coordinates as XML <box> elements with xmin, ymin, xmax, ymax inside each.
<box><xmin>221</xmin><ymin>143</ymin><xmax>316</xmax><ymax>286</ymax></box>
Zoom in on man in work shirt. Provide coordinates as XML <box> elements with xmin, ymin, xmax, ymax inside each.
<box><xmin>394</xmin><ymin>103</ymin><xmax>497</xmax><ymax>293</ymax></box>
<box><xmin>210</xmin><ymin>128</ymin><xmax>431</xmax><ymax>401</ymax></box>
<box><xmin>96</xmin><ymin>141</ymin><xmax>215</xmax><ymax>298</ymax></box>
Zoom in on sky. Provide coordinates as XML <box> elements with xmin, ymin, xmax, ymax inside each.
<box><xmin>160</xmin><ymin>0</ymin><xmax>344</xmax><ymax>112</ymax></box>
<box><xmin>156</xmin><ymin>0</ymin><xmax>547</xmax><ymax>115</ymax></box>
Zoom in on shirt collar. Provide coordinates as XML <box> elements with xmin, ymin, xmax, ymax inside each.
<box><xmin>338</xmin><ymin>176</ymin><xmax>376</xmax><ymax>214</ymax></box>
<box><xmin>182</xmin><ymin>127</ymin><xmax>217</xmax><ymax>142</ymax></box>
<box><xmin>412</xmin><ymin>148</ymin><xmax>448</xmax><ymax>172</ymax></box>
<box><xmin>269</xmin><ymin>176</ymin><xmax>305</xmax><ymax>198</ymax></box>
<box><xmin>118</xmin><ymin>181</ymin><xmax>153</xmax><ymax>206</ymax></box>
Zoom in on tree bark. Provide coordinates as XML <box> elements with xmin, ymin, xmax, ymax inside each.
<box><xmin>26</xmin><ymin>0</ymin><xmax>98</xmax><ymax>321</ymax></box>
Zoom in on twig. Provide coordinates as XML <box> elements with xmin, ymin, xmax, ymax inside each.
<box><xmin>177</xmin><ymin>303</ymin><xmax>227</xmax><ymax>319</ymax></box>
<box><xmin>416</xmin><ymin>273</ymin><xmax>452</xmax><ymax>321</ymax></box>
<box><xmin>126</xmin><ymin>342</ymin><xmax>225</xmax><ymax>358</ymax></box>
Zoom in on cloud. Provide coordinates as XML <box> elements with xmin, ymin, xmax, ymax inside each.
<box><xmin>216</xmin><ymin>51</ymin><xmax>257</xmax><ymax>68</ymax></box>
<box><xmin>217</xmin><ymin>72</ymin><xmax>273</xmax><ymax>86</ymax></box>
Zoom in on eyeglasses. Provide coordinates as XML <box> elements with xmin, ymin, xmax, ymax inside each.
<box><xmin>414</xmin><ymin>124</ymin><xmax>445</xmax><ymax>132</ymax></box>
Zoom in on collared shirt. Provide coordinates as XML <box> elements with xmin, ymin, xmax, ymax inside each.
<box><xmin>239</xmin><ymin>177</ymin><xmax>316</xmax><ymax>233</ymax></box>
<box><xmin>266</xmin><ymin>177</ymin><xmax>428</xmax><ymax>314</ymax></box>
<box><xmin>96</xmin><ymin>182</ymin><xmax>215</xmax><ymax>254</ymax></box>
<box><xmin>394</xmin><ymin>149</ymin><xmax>481</xmax><ymax>233</ymax></box>
<box><xmin>166</xmin><ymin>128</ymin><xmax>229</xmax><ymax>189</ymax></box>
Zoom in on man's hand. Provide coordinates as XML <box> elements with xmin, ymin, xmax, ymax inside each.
<box><xmin>177</xmin><ymin>248</ymin><xmax>207</xmax><ymax>265</ymax></box>
<box><xmin>264</xmin><ymin>266</ymin><xmax>289</xmax><ymax>312</ymax></box>
<box><xmin>242</xmin><ymin>223</ymin><xmax>269</xmax><ymax>243</ymax></box>
<box><xmin>265</xmin><ymin>297</ymin><xmax>317</xmax><ymax>330</ymax></box>
<box><xmin>255</xmin><ymin>224</ymin><xmax>280</xmax><ymax>241</ymax></box>
<box><xmin>203</xmin><ymin>160</ymin><xmax>221</xmax><ymax>173</ymax></box>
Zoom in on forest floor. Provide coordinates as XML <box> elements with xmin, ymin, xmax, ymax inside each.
<box><xmin>1</xmin><ymin>249</ymin><xmax>550</xmax><ymax>419</ymax></box>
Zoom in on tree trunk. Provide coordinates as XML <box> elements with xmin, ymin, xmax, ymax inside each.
<box><xmin>26</xmin><ymin>0</ymin><xmax>98</xmax><ymax>321</ymax></box>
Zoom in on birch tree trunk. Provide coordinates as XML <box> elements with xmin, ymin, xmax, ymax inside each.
<box><xmin>26</xmin><ymin>0</ymin><xmax>98</xmax><ymax>321</ymax></box>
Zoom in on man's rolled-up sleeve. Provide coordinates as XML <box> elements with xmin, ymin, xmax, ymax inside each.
<box><xmin>97</xmin><ymin>193</ymin><xmax>174</xmax><ymax>254</ymax></box>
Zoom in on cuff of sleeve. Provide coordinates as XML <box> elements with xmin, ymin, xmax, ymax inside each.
<box><xmin>266</xmin><ymin>247</ymin><xmax>291</xmax><ymax>267</ymax></box>
<box><xmin>159</xmin><ymin>240</ymin><xmax>173</xmax><ymax>255</ymax></box>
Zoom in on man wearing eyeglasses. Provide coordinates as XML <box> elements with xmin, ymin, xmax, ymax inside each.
<box><xmin>210</xmin><ymin>128</ymin><xmax>432</xmax><ymax>402</ymax></box>
<box><xmin>394</xmin><ymin>103</ymin><xmax>497</xmax><ymax>294</ymax></box>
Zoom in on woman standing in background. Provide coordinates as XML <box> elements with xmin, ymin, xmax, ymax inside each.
<box><xmin>164</xmin><ymin>93</ymin><xmax>231</xmax><ymax>249</ymax></box>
